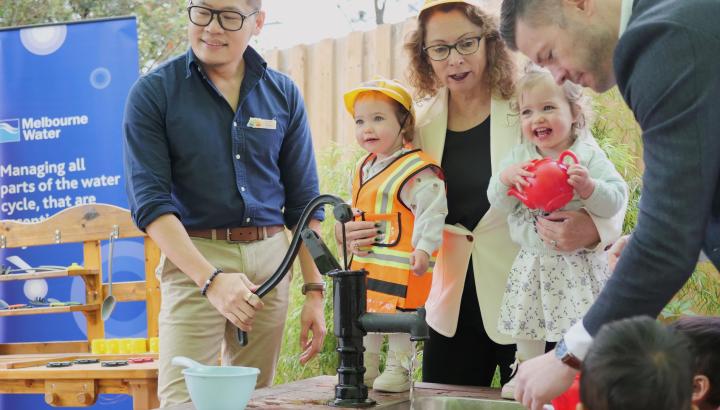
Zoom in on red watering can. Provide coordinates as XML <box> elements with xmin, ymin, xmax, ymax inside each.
<box><xmin>507</xmin><ymin>150</ymin><xmax>579</xmax><ymax>213</ymax></box>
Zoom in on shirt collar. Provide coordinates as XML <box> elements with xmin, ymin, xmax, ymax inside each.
<box><xmin>619</xmin><ymin>0</ymin><xmax>634</xmax><ymax>37</ymax></box>
<box><xmin>184</xmin><ymin>45</ymin><xmax>268</xmax><ymax>79</ymax></box>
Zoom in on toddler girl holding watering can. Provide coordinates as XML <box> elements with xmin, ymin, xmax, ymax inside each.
<box><xmin>486</xmin><ymin>65</ymin><xmax>628</xmax><ymax>399</ymax></box>
<box><xmin>342</xmin><ymin>76</ymin><xmax>447</xmax><ymax>392</ymax></box>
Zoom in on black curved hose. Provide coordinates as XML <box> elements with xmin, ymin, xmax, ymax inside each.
<box><xmin>237</xmin><ymin>194</ymin><xmax>352</xmax><ymax>345</ymax></box>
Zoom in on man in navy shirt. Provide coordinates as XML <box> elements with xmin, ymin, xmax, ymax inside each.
<box><xmin>122</xmin><ymin>0</ymin><xmax>326</xmax><ymax>405</ymax></box>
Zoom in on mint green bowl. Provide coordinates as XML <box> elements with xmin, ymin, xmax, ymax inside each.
<box><xmin>182</xmin><ymin>365</ymin><xmax>260</xmax><ymax>410</ymax></box>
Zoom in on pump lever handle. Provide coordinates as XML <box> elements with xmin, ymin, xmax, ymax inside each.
<box><xmin>301</xmin><ymin>229</ymin><xmax>342</xmax><ymax>275</ymax></box>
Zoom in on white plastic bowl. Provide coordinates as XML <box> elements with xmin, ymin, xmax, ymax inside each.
<box><xmin>182</xmin><ymin>365</ymin><xmax>260</xmax><ymax>410</ymax></box>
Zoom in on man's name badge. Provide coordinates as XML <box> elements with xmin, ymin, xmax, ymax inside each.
<box><xmin>247</xmin><ymin>117</ymin><xmax>277</xmax><ymax>130</ymax></box>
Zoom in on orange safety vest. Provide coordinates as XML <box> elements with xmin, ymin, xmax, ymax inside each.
<box><xmin>350</xmin><ymin>149</ymin><xmax>443</xmax><ymax>313</ymax></box>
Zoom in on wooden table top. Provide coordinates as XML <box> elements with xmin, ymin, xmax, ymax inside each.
<box><xmin>159</xmin><ymin>375</ymin><xmax>504</xmax><ymax>410</ymax></box>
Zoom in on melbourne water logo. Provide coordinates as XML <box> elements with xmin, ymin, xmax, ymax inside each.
<box><xmin>0</xmin><ymin>115</ymin><xmax>89</xmax><ymax>142</ymax></box>
<box><xmin>0</xmin><ymin>119</ymin><xmax>20</xmax><ymax>143</ymax></box>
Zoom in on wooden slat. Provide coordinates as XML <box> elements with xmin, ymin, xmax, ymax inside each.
<box><xmin>0</xmin><ymin>203</ymin><xmax>144</xmax><ymax>248</ymax></box>
<box><xmin>374</xmin><ymin>23</ymin><xmax>393</xmax><ymax>77</ymax></box>
<box><xmin>144</xmin><ymin>239</ymin><xmax>161</xmax><ymax>338</ymax></box>
<box><xmin>333</xmin><ymin>35</ymin><xmax>348</xmax><ymax>147</ymax></box>
<box><xmin>0</xmin><ymin>353</ymin><xmax>74</xmax><ymax>367</ymax></box>
<box><xmin>265</xmin><ymin>48</ymin><xmax>279</xmax><ymax>70</ymax></box>
<box><xmin>307</xmin><ymin>38</ymin><xmax>335</xmax><ymax>148</ymax></box>
<box><xmin>392</xmin><ymin>19</ymin><xmax>415</xmax><ymax>81</ymax></box>
<box><xmin>102</xmin><ymin>281</ymin><xmax>147</xmax><ymax>302</ymax></box>
<box><xmin>0</xmin><ymin>353</ymin><xmax>158</xmax><ymax>369</ymax></box>
<box><xmin>0</xmin><ymin>341</ymin><xmax>89</xmax><ymax>355</ymax></box>
<box><xmin>129</xmin><ymin>379</ymin><xmax>160</xmax><ymax>410</ymax></box>
<box><xmin>96</xmin><ymin>378</ymin><xmax>132</xmax><ymax>394</ymax></box>
<box><xmin>0</xmin><ymin>356</ymin><xmax>85</xmax><ymax>370</ymax></box>
<box><xmin>0</xmin><ymin>378</ymin><xmax>143</xmax><ymax>396</ymax></box>
<box><xmin>363</xmin><ymin>29</ymin><xmax>377</xmax><ymax>80</ymax></box>
<box><xmin>0</xmin><ymin>304</ymin><xmax>98</xmax><ymax>317</ymax></box>
<box><xmin>0</xmin><ymin>379</ymin><xmax>45</xmax><ymax>394</ymax></box>
<box><xmin>338</xmin><ymin>31</ymin><xmax>364</xmax><ymax>147</ymax></box>
<box><xmin>44</xmin><ymin>378</ymin><xmax>98</xmax><ymax>407</ymax></box>
<box><xmin>84</xmin><ymin>240</ymin><xmax>105</xmax><ymax>340</ymax></box>
<box><xmin>0</xmin><ymin>268</ymin><xmax>97</xmax><ymax>282</ymax></box>
<box><xmin>0</xmin><ymin>361</ymin><xmax>158</xmax><ymax>380</ymax></box>
<box><xmin>284</xmin><ymin>45</ymin><xmax>306</xmax><ymax>97</ymax></box>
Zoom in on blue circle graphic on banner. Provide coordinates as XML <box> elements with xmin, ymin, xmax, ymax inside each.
<box><xmin>19</xmin><ymin>25</ymin><xmax>67</xmax><ymax>55</ymax></box>
<box><xmin>90</xmin><ymin>67</ymin><xmax>112</xmax><ymax>89</ymax></box>
<box><xmin>71</xmin><ymin>239</ymin><xmax>147</xmax><ymax>338</ymax></box>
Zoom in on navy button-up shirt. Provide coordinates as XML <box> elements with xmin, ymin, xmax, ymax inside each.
<box><xmin>123</xmin><ymin>47</ymin><xmax>323</xmax><ymax>231</ymax></box>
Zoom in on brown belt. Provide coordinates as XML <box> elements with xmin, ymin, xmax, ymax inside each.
<box><xmin>187</xmin><ymin>225</ymin><xmax>284</xmax><ymax>242</ymax></box>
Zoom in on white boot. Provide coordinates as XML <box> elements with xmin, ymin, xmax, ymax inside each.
<box><xmin>503</xmin><ymin>340</ymin><xmax>545</xmax><ymax>400</ymax></box>
<box><xmin>501</xmin><ymin>359</ymin><xmax>520</xmax><ymax>400</ymax></box>
<box><xmin>364</xmin><ymin>352</ymin><xmax>380</xmax><ymax>386</ymax></box>
<box><xmin>372</xmin><ymin>352</ymin><xmax>411</xmax><ymax>393</ymax></box>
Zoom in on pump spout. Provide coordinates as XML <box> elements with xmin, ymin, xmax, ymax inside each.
<box><xmin>358</xmin><ymin>308</ymin><xmax>429</xmax><ymax>341</ymax></box>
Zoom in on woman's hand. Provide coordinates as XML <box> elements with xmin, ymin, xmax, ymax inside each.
<box><xmin>334</xmin><ymin>208</ymin><xmax>377</xmax><ymax>257</ymax></box>
<box><xmin>608</xmin><ymin>234</ymin><xmax>630</xmax><ymax>272</ymax></box>
<box><xmin>500</xmin><ymin>161</ymin><xmax>535</xmax><ymax>191</ymax></box>
<box><xmin>567</xmin><ymin>163</ymin><xmax>595</xmax><ymax>199</ymax></box>
<box><xmin>536</xmin><ymin>209</ymin><xmax>600</xmax><ymax>252</ymax></box>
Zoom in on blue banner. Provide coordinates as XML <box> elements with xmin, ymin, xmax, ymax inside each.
<box><xmin>1</xmin><ymin>17</ymin><xmax>142</xmax><ymax>410</ymax></box>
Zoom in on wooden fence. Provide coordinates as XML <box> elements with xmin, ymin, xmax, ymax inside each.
<box><xmin>262</xmin><ymin>15</ymin><xmax>643</xmax><ymax>171</ymax></box>
<box><xmin>263</xmin><ymin>18</ymin><xmax>417</xmax><ymax>150</ymax></box>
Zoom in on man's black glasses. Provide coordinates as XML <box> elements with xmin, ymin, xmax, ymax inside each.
<box><xmin>187</xmin><ymin>5</ymin><xmax>258</xmax><ymax>31</ymax></box>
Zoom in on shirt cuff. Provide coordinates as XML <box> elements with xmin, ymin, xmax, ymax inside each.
<box><xmin>285</xmin><ymin>207</ymin><xmax>325</xmax><ymax>229</ymax></box>
<box><xmin>414</xmin><ymin>238</ymin><xmax>438</xmax><ymax>257</ymax></box>
<box><xmin>564</xmin><ymin>320</ymin><xmax>594</xmax><ymax>360</ymax></box>
<box><xmin>135</xmin><ymin>204</ymin><xmax>181</xmax><ymax>232</ymax></box>
<box><xmin>584</xmin><ymin>209</ymin><xmax>609</xmax><ymax>252</ymax></box>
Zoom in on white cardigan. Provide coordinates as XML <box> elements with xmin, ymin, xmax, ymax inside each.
<box><xmin>415</xmin><ymin>87</ymin><xmax>626</xmax><ymax>344</ymax></box>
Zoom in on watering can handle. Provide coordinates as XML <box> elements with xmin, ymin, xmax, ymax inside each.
<box><xmin>559</xmin><ymin>150</ymin><xmax>579</xmax><ymax>165</ymax></box>
<box><xmin>507</xmin><ymin>186</ymin><xmax>528</xmax><ymax>203</ymax></box>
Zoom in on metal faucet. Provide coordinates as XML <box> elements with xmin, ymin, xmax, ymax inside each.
<box><xmin>358</xmin><ymin>308</ymin><xmax>429</xmax><ymax>341</ymax></box>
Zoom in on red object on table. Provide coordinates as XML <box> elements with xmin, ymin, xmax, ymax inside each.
<box><xmin>552</xmin><ymin>373</ymin><xmax>581</xmax><ymax>410</ymax></box>
<box><xmin>128</xmin><ymin>357</ymin><xmax>154</xmax><ymax>364</ymax></box>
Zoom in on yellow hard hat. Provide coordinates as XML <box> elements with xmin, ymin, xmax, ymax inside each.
<box><xmin>343</xmin><ymin>76</ymin><xmax>414</xmax><ymax>118</ymax></box>
<box><xmin>419</xmin><ymin>0</ymin><xmax>482</xmax><ymax>15</ymax></box>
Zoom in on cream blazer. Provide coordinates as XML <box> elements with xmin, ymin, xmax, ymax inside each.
<box><xmin>415</xmin><ymin>87</ymin><xmax>625</xmax><ymax>344</ymax></box>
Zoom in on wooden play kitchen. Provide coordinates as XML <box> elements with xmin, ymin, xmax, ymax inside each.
<box><xmin>0</xmin><ymin>352</ymin><xmax>159</xmax><ymax>408</ymax></box>
<box><xmin>0</xmin><ymin>203</ymin><xmax>162</xmax><ymax>409</ymax></box>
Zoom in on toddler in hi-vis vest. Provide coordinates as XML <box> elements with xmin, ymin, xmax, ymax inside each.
<box><xmin>343</xmin><ymin>76</ymin><xmax>448</xmax><ymax>392</ymax></box>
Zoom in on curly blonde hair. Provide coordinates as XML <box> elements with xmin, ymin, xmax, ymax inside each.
<box><xmin>404</xmin><ymin>3</ymin><xmax>516</xmax><ymax>100</ymax></box>
<box><xmin>511</xmin><ymin>64</ymin><xmax>593</xmax><ymax>139</ymax></box>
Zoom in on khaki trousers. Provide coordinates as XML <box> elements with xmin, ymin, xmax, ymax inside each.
<box><xmin>157</xmin><ymin>233</ymin><xmax>291</xmax><ymax>408</ymax></box>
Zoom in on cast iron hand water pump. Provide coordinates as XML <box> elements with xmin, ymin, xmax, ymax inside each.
<box><xmin>237</xmin><ymin>194</ymin><xmax>429</xmax><ymax>407</ymax></box>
